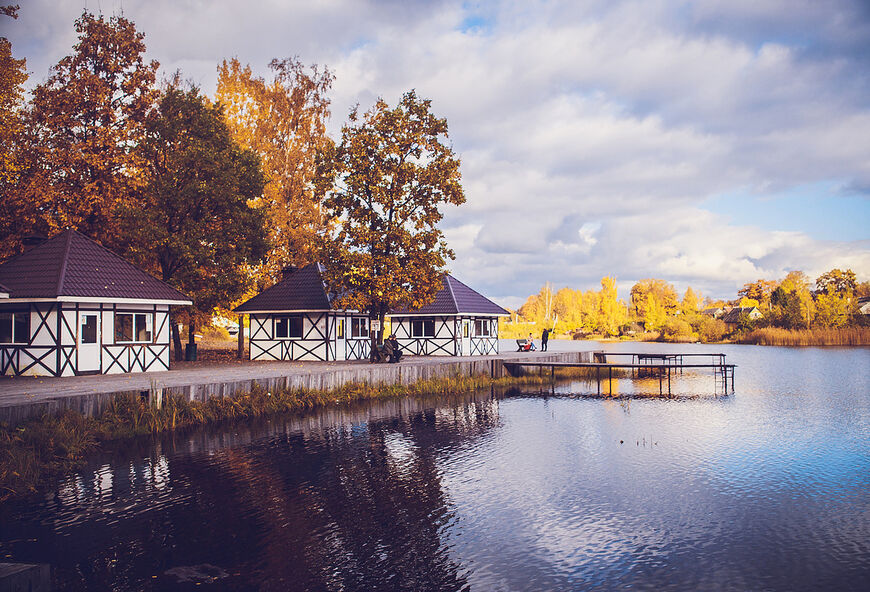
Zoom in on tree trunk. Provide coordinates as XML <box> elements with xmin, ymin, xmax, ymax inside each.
<box><xmin>237</xmin><ymin>314</ymin><xmax>245</xmax><ymax>359</ymax></box>
<box><xmin>185</xmin><ymin>317</ymin><xmax>197</xmax><ymax>361</ymax></box>
<box><xmin>171</xmin><ymin>316</ymin><xmax>184</xmax><ymax>361</ymax></box>
<box><xmin>188</xmin><ymin>317</ymin><xmax>196</xmax><ymax>347</ymax></box>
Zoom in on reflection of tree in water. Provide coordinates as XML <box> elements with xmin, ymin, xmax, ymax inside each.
<box><xmin>4</xmin><ymin>392</ymin><xmax>499</xmax><ymax>591</ymax></box>
<box><xmin>187</xmin><ymin>393</ymin><xmax>499</xmax><ymax>590</ymax></box>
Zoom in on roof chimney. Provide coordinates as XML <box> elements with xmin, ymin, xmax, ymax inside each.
<box><xmin>281</xmin><ymin>265</ymin><xmax>298</xmax><ymax>280</ymax></box>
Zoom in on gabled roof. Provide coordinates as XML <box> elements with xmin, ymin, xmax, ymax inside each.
<box><xmin>390</xmin><ymin>275</ymin><xmax>509</xmax><ymax>316</ymax></box>
<box><xmin>0</xmin><ymin>230</ymin><xmax>191</xmax><ymax>304</ymax></box>
<box><xmin>235</xmin><ymin>263</ymin><xmax>331</xmax><ymax>313</ymax></box>
<box><xmin>722</xmin><ymin>306</ymin><xmax>761</xmax><ymax>323</ymax></box>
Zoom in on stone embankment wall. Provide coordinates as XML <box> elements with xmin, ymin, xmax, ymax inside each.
<box><xmin>0</xmin><ymin>351</ymin><xmax>594</xmax><ymax>423</ymax></box>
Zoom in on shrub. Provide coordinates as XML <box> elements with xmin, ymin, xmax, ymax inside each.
<box><xmin>660</xmin><ymin>317</ymin><xmax>694</xmax><ymax>342</ymax></box>
<box><xmin>698</xmin><ymin>317</ymin><xmax>728</xmax><ymax>343</ymax></box>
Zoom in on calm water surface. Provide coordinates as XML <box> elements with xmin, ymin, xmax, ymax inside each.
<box><xmin>1</xmin><ymin>342</ymin><xmax>868</xmax><ymax>591</ymax></box>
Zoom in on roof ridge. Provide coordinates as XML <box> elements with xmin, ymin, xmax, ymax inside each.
<box><xmin>55</xmin><ymin>229</ymin><xmax>74</xmax><ymax>296</ymax></box>
<box><xmin>444</xmin><ymin>274</ymin><xmax>459</xmax><ymax>312</ymax></box>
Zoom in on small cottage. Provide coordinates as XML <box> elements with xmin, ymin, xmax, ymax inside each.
<box><xmin>388</xmin><ymin>275</ymin><xmax>509</xmax><ymax>356</ymax></box>
<box><xmin>234</xmin><ymin>263</ymin><xmax>371</xmax><ymax>362</ymax></box>
<box><xmin>0</xmin><ymin>230</ymin><xmax>191</xmax><ymax>376</ymax></box>
<box><xmin>721</xmin><ymin>306</ymin><xmax>763</xmax><ymax>328</ymax></box>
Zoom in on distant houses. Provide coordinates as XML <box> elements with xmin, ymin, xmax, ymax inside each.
<box><xmin>388</xmin><ymin>275</ymin><xmax>509</xmax><ymax>356</ymax></box>
<box><xmin>859</xmin><ymin>297</ymin><xmax>870</xmax><ymax>316</ymax></box>
<box><xmin>701</xmin><ymin>306</ymin><xmax>725</xmax><ymax>319</ymax></box>
<box><xmin>0</xmin><ymin>230</ymin><xmax>191</xmax><ymax>377</ymax></box>
<box><xmin>721</xmin><ymin>306</ymin><xmax>763</xmax><ymax>328</ymax></box>
<box><xmin>234</xmin><ymin>263</ymin><xmax>371</xmax><ymax>362</ymax></box>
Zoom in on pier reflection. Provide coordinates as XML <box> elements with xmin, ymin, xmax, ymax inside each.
<box><xmin>1</xmin><ymin>392</ymin><xmax>500</xmax><ymax>591</ymax></box>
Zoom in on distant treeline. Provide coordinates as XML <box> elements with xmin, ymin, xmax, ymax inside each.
<box><xmin>501</xmin><ymin>269</ymin><xmax>870</xmax><ymax>344</ymax></box>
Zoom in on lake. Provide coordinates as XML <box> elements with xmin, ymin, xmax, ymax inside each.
<box><xmin>1</xmin><ymin>342</ymin><xmax>868</xmax><ymax>591</ymax></box>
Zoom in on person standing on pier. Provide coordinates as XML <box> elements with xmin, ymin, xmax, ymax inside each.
<box><xmin>541</xmin><ymin>328</ymin><xmax>549</xmax><ymax>351</ymax></box>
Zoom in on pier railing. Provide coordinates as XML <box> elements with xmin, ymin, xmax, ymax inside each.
<box><xmin>503</xmin><ymin>353</ymin><xmax>735</xmax><ymax>396</ymax></box>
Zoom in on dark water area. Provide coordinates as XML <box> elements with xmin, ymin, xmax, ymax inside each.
<box><xmin>1</xmin><ymin>343</ymin><xmax>869</xmax><ymax>591</ymax></box>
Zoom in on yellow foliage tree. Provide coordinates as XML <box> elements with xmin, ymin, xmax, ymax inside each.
<box><xmin>216</xmin><ymin>57</ymin><xmax>334</xmax><ymax>285</ymax></box>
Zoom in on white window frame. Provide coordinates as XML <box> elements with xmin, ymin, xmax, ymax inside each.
<box><xmin>0</xmin><ymin>311</ymin><xmax>29</xmax><ymax>344</ymax></box>
<box><xmin>351</xmin><ymin>317</ymin><xmax>368</xmax><ymax>339</ymax></box>
<box><xmin>411</xmin><ymin>319</ymin><xmax>435</xmax><ymax>338</ymax></box>
<box><xmin>274</xmin><ymin>315</ymin><xmax>304</xmax><ymax>339</ymax></box>
<box><xmin>474</xmin><ymin>319</ymin><xmax>491</xmax><ymax>337</ymax></box>
<box><xmin>114</xmin><ymin>312</ymin><xmax>153</xmax><ymax>344</ymax></box>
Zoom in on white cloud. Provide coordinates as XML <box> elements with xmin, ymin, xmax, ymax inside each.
<box><xmin>5</xmin><ymin>0</ymin><xmax>870</xmax><ymax>302</ymax></box>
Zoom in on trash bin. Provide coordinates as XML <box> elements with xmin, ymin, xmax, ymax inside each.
<box><xmin>185</xmin><ymin>343</ymin><xmax>198</xmax><ymax>361</ymax></box>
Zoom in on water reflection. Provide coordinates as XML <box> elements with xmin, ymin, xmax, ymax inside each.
<box><xmin>1</xmin><ymin>344</ymin><xmax>869</xmax><ymax>591</ymax></box>
<box><xmin>1</xmin><ymin>393</ymin><xmax>499</xmax><ymax>590</ymax></box>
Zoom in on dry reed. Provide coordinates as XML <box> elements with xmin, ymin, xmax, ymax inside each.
<box><xmin>738</xmin><ymin>327</ymin><xmax>870</xmax><ymax>346</ymax></box>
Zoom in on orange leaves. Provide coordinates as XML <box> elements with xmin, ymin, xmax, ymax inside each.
<box><xmin>216</xmin><ymin>57</ymin><xmax>334</xmax><ymax>285</ymax></box>
<box><xmin>319</xmin><ymin>91</ymin><xmax>465</xmax><ymax>326</ymax></box>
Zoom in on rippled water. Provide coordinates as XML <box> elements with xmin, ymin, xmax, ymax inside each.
<box><xmin>1</xmin><ymin>343</ymin><xmax>868</xmax><ymax>591</ymax></box>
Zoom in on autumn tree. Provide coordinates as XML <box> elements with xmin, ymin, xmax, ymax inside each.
<box><xmin>596</xmin><ymin>277</ymin><xmax>627</xmax><ymax>336</ymax></box>
<box><xmin>216</xmin><ymin>57</ymin><xmax>334</xmax><ymax>284</ymax></box>
<box><xmin>815</xmin><ymin>268</ymin><xmax>856</xmax><ymax>296</ymax></box>
<box><xmin>738</xmin><ymin>279</ymin><xmax>778</xmax><ymax>310</ymax></box>
<box><xmin>122</xmin><ymin>82</ymin><xmax>268</xmax><ymax>359</ymax></box>
<box><xmin>317</xmin><ymin>90</ymin><xmax>465</xmax><ymax>355</ymax></box>
<box><xmin>769</xmin><ymin>271</ymin><xmax>815</xmax><ymax>329</ymax></box>
<box><xmin>681</xmin><ymin>286</ymin><xmax>700</xmax><ymax>316</ymax></box>
<box><xmin>630</xmin><ymin>279</ymin><xmax>678</xmax><ymax>331</ymax></box>
<box><xmin>21</xmin><ymin>11</ymin><xmax>158</xmax><ymax>249</ymax></box>
<box><xmin>0</xmin><ymin>4</ymin><xmax>30</xmax><ymax>260</ymax></box>
<box><xmin>813</xmin><ymin>268</ymin><xmax>857</xmax><ymax>328</ymax></box>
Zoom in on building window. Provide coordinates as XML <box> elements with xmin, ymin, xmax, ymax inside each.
<box><xmin>115</xmin><ymin>313</ymin><xmax>152</xmax><ymax>343</ymax></box>
<box><xmin>275</xmin><ymin>316</ymin><xmax>304</xmax><ymax>339</ymax></box>
<box><xmin>337</xmin><ymin>319</ymin><xmax>344</xmax><ymax>338</ymax></box>
<box><xmin>351</xmin><ymin>318</ymin><xmax>368</xmax><ymax>338</ymax></box>
<box><xmin>411</xmin><ymin>319</ymin><xmax>435</xmax><ymax>338</ymax></box>
<box><xmin>0</xmin><ymin>311</ymin><xmax>29</xmax><ymax>344</ymax></box>
<box><xmin>474</xmin><ymin>319</ymin><xmax>491</xmax><ymax>337</ymax></box>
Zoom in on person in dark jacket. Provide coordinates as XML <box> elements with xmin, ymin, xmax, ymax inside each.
<box><xmin>388</xmin><ymin>334</ymin><xmax>402</xmax><ymax>363</ymax></box>
<box><xmin>541</xmin><ymin>328</ymin><xmax>549</xmax><ymax>351</ymax></box>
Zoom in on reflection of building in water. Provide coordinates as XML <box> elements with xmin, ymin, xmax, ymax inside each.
<box><xmin>39</xmin><ymin>392</ymin><xmax>500</xmax><ymax>590</ymax></box>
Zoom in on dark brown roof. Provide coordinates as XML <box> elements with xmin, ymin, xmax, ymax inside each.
<box><xmin>722</xmin><ymin>306</ymin><xmax>760</xmax><ymax>323</ymax></box>
<box><xmin>390</xmin><ymin>275</ymin><xmax>509</xmax><ymax>316</ymax></box>
<box><xmin>0</xmin><ymin>230</ymin><xmax>191</xmax><ymax>303</ymax></box>
<box><xmin>234</xmin><ymin>263</ymin><xmax>331</xmax><ymax>312</ymax></box>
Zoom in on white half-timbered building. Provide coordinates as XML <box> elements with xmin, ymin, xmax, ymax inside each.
<box><xmin>0</xmin><ymin>230</ymin><xmax>192</xmax><ymax>376</ymax></box>
<box><xmin>234</xmin><ymin>263</ymin><xmax>371</xmax><ymax>362</ymax></box>
<box><xmin>388</xmin><ymin>275</ymin><xmax>510</xmax><ymax>356</ymax></box>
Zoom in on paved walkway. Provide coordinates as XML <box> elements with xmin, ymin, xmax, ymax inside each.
<box><xmin>0</xmin><ymin>351</ymin><xmax>567</xmax><ymax>413</ymax></box>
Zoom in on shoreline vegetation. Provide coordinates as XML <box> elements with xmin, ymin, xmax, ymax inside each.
<box><xmin>501</xmin><ymin>270</ymin><xmax>869</xmax><ymax>346</ymax></box>
<box><xmin>0</xmin><ymin>371</ymin><xmax>595</xmax><ymax>503</ymax></box>
<box><xmin>535</xmin><ymin>326</ymin><xmax>870</xmax><ymax>346</ymax></box>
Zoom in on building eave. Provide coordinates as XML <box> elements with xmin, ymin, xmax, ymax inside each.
<box><xmin>0</xmin><ymin>296</ymin><xmax>192</xmax><ymax>306</ymax></box>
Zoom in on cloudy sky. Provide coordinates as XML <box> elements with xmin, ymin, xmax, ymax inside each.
<box><xmin>5</xmin><ymin>0</ymin><xmax>870</xmax><ymax>307</ymax></box>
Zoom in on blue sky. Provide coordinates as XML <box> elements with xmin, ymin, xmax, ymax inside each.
<box><xmin>3</xmin><ymin>0</ymin><xmax>869</xmax><ymax>307</ymax></box>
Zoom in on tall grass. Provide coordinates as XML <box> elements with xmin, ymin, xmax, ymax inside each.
<box><xmin>738</xmin><ymin>326</ymin><xmax>870</xmax><ymax>346</ymax></box>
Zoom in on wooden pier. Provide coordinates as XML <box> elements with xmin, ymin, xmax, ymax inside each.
<box><xmin>503</xmin><ymin>353</ymin><xmax>735</xmax><ymax>396</ymax></box>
